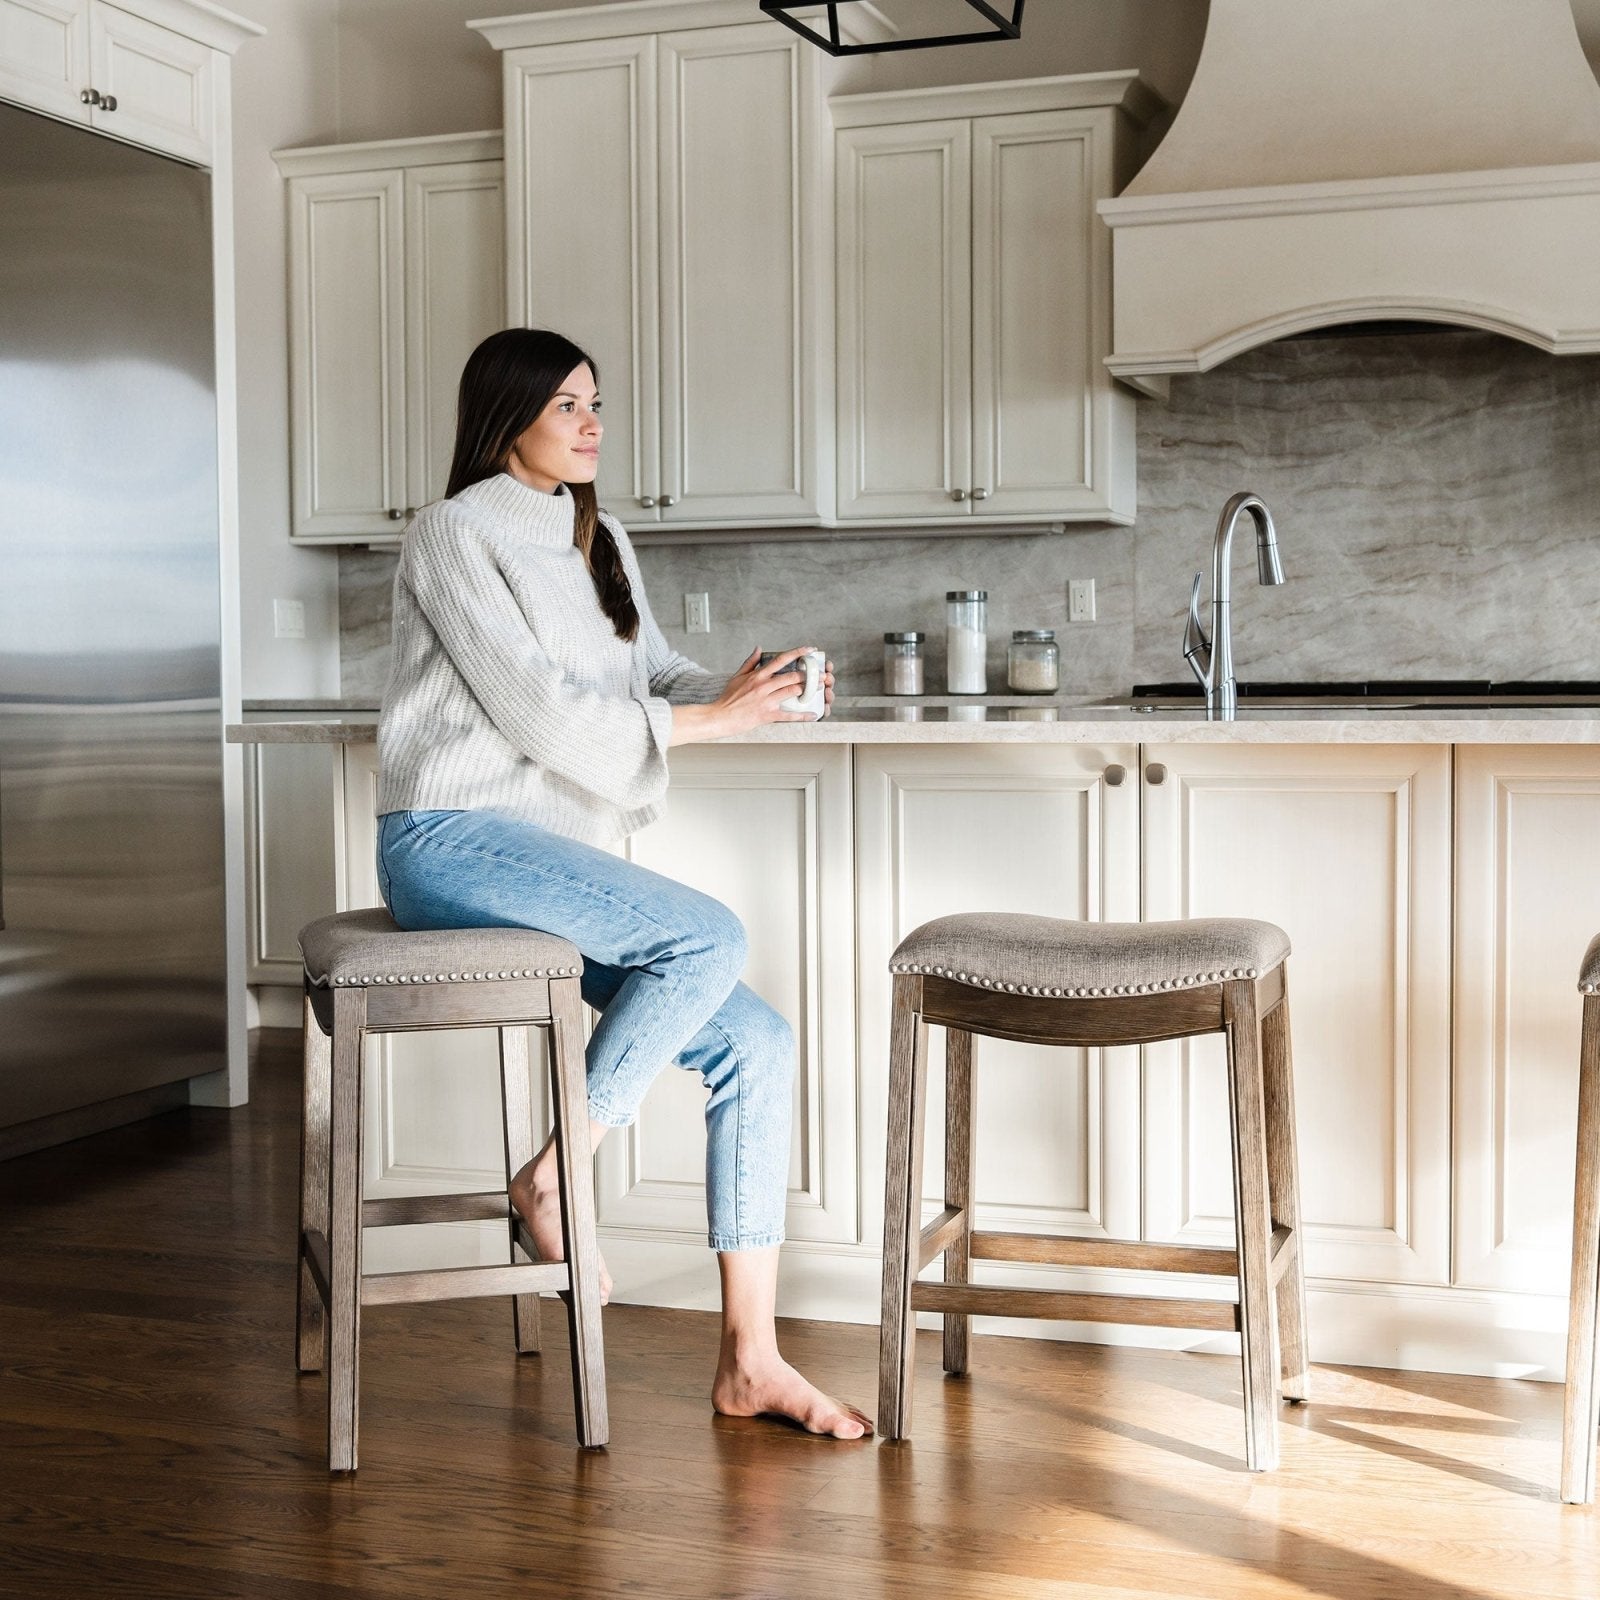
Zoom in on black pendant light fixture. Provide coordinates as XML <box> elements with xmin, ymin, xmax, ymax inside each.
<box><xmin>760</xmin><ymin>1</ymin><xmax>1025</xmax><ymax>57</ymax></box>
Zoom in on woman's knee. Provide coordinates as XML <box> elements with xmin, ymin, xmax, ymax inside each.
<box><xmin>721</xmin><ymin>986</ymin><xmax>797</xmax><ymax>1085</ymax></box>
<box><xmin>676</xmin><ymin>890</ymin><xmax>748</xmax><ymax>984</ymax></box>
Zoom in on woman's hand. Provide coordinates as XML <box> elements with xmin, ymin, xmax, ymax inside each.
<box><xmin>669</xmin><ymin>648</ymin><xmax>823</xmax><ymax>746</ymax></box>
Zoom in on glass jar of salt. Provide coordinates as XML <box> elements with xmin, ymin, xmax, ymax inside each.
<box><xmin>945</xmin><ymin>591</ymin><xmax>987</xmax><ymax>694</ymax></box>
<box><xmin>883</xmin><ymin>632</ymin><xmax>925</xmax><ymax>695</ymax></box>
<box><xmin>1007</xmin><ymin>630</ymin><xmax>1059</xmax><ymax>694</ymax></box>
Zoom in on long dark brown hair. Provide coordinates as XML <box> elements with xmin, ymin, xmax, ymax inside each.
<box><xmin>447</xmin><ymin>328</ymin><xmax>639</xmax><ymax>642</ymax></box>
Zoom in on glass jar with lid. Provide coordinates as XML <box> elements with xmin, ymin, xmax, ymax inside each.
<box><xmin>882</xmin><ymin>632</ymin><xmax>925</xmax><ymax>695</ymax></box>
<box><xmin>1007</xmin><ymin>630</ymin><xmax>1060</xmax><ymax>694</ymax></box>
<box><xmin>945</xmin><ymin>591</ymin><xmax>988</xmax><ymax>694</ymax></box>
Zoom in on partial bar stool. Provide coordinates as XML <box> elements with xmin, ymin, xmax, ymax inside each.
<box><xmin>295</xmin><ymin>908</ymin><xmax>608</xmax><ymax>1472</ymax></box>
<box><xmin>879</xmin><ymin>913</ymin><xmax>1309</xmax><ymax>1472</ymax></box>
<box><xmin>1561</xmin><ymin>934</ymin><xmax>1600</xmax><ymax>1504</ymax></box>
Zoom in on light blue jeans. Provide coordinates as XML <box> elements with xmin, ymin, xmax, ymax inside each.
<box><xmin>376</xmin><ymin>808</ymin><xmax>793</xmax><ymax>1251</ymax></box>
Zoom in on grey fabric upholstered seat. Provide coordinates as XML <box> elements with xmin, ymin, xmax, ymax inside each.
<box><xmin>299</xmin><ymin>908</ymin><xmax>583</xmax><ymax>989</ymax></box>
<box><xmin>889</xmin><ymin>913</ymin><xmax>1291</xmax><ymax>997</ymax></box>
<box><xmin>1581</xmin><ymin>934</ymin><xmax>1600</xmax><ymax>994</ymax></box>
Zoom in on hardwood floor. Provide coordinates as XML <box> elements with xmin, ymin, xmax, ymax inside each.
<box><xmin>1</xmin><ymin>1028</ymin><xmax>1597</xmax><ymax>1600</ymax></box>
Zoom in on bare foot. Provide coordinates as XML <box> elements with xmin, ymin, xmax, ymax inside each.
<box><xmin>712</xmin><ymin>1349</ymin><xmax>873</xmax><ymax>1440</ymax></box>
<box><xmin>508</xmin><ymin>1160</ymin><xmax>612</xmax><ymax>1305</ymax></box>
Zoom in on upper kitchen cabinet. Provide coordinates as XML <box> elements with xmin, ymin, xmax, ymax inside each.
<box><xmin>474</xmin><ymin>4</ymin><xmax>865</xmax><ymax>532</ymax></box>
<box><xmin>274</xmin><ymin>132</ymin><xmax>505</xmax><ymax>545</ymax></box>
<box><xmin>0</xmin><ymin>0</ymin><xmax>253</xmax><ymax>165</ymax></box>
<box><xmin>832</xmin><ymin>76</ymin><xmax>1157</xmax><ymax>527</ymax></box>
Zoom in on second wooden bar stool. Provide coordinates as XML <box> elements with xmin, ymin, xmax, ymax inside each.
<box><xmin>296</xmin><ymin>909</ymin><xmax>608</xmax><ymax>1472</ymax></box>
<box><xmin>879</xmin><ymin>912</ymin><xmax>1309</xmax><ymax>1472</ymax></box>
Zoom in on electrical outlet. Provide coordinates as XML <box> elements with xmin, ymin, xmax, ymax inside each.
<box><xmin>273</xmin><ymin>598</ymin><xmax>306</xmax><ymax>640</ymax></box>
<box><xmin>1067</xmin><ymin>578</ymin><xmax>1097</xmax><ymax>623</ymax></box>
<box><xmin>684</xmin><ymin>592</ymin><xmax>711</xmax><ymax>634</ymax></box>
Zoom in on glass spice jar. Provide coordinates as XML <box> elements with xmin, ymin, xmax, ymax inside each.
<box><xmin>882</xmin><ymin>632</ymin><xmax>925</xmax><ymax>695</ymax></box>
<box><xmin>1007</xmin><ymin>629</ymin><xmax>1060</xmax><ymax>694</ymax></box>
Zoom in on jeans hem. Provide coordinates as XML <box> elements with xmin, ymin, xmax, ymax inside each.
<box><xmin>708</xmin><ymin>1230</ymin><xmax>785</xmax><ymax>1252</ymax></box>
<box><xmin>587</xmin><ymin>1101</ymin><xmax>634</xmax><ymax>1129</ymax></box>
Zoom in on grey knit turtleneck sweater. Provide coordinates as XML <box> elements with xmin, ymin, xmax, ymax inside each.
<box><xmin>377</xmin><ymin>473</ymin><xmax>728</xmax><ymax>844</ymax></box>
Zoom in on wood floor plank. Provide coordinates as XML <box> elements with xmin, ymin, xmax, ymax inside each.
<box><xmin>1</xmin><ymin>1028</ymin><xmax>1597</xmax><ymax>1600</ymax></box>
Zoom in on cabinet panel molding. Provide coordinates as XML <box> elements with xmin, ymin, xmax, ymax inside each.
<box><xmin>403</xmin><ymin>160</ymin><xmax>506</xmax><ymax>512</ymax></box>
<box><xmin>507</xmin><ymin>34</ymin><xmax>660</xmax><ymax>519</ymax></box>
<box><xmin>1141</xmin><ymin>744</ymin><xmax>1452</xmax><ymax>1285</ymax></box>
<box><xmin>0</xmin><ymin>0</ymin><xmax>85</xmax><ymax>121</ymax></box>
<box><xmin>90</xmin><ymin>0</ymin><xmax>212</xmax><ymax>164</ymax></box>
<box><xmin>1453</xmin><ymin>746</ymin><xmax>1600</xmax><ymax>1293</ymax></box>
<box><xmin>835</xmin><ymin>121</ymin><xmax>972</xmax><ymax>521</ymax></box>
<box><xmin>287</xmin><ymin>169</ymin><xmax>406</xmax><ymax>538</ymax></box>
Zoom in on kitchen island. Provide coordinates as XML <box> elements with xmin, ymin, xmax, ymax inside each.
<box><xmin>231</xmin><ymin>706</ymin><xmax>1600</xmax><ymax>1381</ymax></box>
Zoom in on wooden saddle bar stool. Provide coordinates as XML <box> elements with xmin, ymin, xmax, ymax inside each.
<box><xmin>879</xmin><ymin>912</ymin><xmax>1309</xmax><ymax>1472</ymax></box>
<box><xmin>1561</xmin><ymin>933</ymin><xmax>1600</xmax><ymax>1504</ymax></box>
<box><xmin>295</xmin><ymin>908</ymin><xmax>608</xmax><ymax>1472</ymax></box>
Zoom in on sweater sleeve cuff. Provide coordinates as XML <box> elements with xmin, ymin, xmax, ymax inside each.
<box><xmin>641</xmin><ymin>694</ymin><xmax>674</xmax><ymax>759</ymax></box>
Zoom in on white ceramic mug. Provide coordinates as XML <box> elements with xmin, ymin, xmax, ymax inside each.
<box><xmin>759</xmin><ymin>648</ymin><xmax>827</xmax><ymax>718</ymax></box>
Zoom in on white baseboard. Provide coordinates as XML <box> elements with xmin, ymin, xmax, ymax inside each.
<box><xmin>358</xmin><ymin>1220</ymin><xmax>1569</xmax><ymax>1383</ymax></box>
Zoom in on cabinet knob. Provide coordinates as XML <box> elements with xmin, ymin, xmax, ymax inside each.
<box><xmin>80</xmin><ymin>87</ymin><xmax>102</xmax><ymax>106</ymax></box>
<box><xmin>101</xmin><ymin>94</ymin><xmax>117</xmax><ymax>111</ymax></box>
<box><xmin>971</xmin><ymin>487</ymin><xmax>990</xmax><ymax>501</ymax></box>
<box><xmin>387</xmin><ymin>508</ymin><xmax>404</xmax><ymax>520</ymax></box>
<box><xmin>640</xmin><ymin>496</ymin><xmax>656</xmax><ymax>508</ymax></box>
<box><xmin>1145</xmin><ymin>762</ymin><xmax>1168</xmax><ymax>786</ymax></box>
<box><xmin>950</xmin><ymin>489</ymin><xmax>967</xmax><ymax>502</ymax></box>
<box><xmin>659</xmin><ymin>494</ymin><xmax>677</xmax><ymax>508</ymax></box>
<box><xmin>1103</xmin><ymin>763</ymin><xmax>1126</xmax><ymax>787</ymax></box>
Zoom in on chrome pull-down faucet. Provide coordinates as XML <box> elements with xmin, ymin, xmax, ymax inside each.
<box><xmin>1183</xmin><ymin>492</ymin><xmax>1285</xmax><ymax>720</ymax></box>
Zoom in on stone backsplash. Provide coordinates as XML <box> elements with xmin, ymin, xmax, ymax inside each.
<box><xmin>339</xmin><ymin>331</ymin><xmax>1600</xmax><ymax>702</ymax></box>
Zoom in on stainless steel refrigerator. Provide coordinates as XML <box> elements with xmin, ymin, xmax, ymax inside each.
<box><xmin>0</xmin><ymin>99</ymin><xmax>227</xmax><ymax>1156</ymax></box>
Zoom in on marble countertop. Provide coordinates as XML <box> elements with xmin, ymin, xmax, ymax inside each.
<box><xmin>229</xmin><ymin>704</ymin><xmax>1600</xmax><ymax>746</ymax></box>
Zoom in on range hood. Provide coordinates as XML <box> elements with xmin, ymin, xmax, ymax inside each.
<box><xmin>1098</xmin><ymin>0</ymin><xmax>1600</xmax><ymax>395</ymax></box>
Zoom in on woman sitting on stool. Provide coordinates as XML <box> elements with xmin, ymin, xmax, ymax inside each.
<box><xmin>375</xmin><ymin>326</ymin><xmax>869</xmax><ymax>1440</ymax></box>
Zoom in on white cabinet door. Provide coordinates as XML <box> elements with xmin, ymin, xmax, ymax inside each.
<box><xmin>1141</xmin><ymin>744</ymin><xmax>1453</xmax><ymax>1285</ymax></box>
<box><xmin>287</xmin><ymin>169</ymin><xmax>407</xmax><ymax>540</ymax></box>
<box><xmin>835</xmin><ymin>120</ymin><xmax>973</xmax><ymax>521</ymax></box>
<box><xmin>657</xmin><ymin>23</ymin><xmax>821</xmax><ymax>524</ymax></box>
<box><xmin>0</xmin><ymin>0</ymin><xmax>88</xmax><ymax>124</ymax></box>
<box><xmin>507</xmin><ymin>34</ymin><xmax>660</xmax><ymax>523</ymax></box>
<box><xmin>855</xmin><ymin>744</ymin><xmax>1142</xmax><ymax>1255</ymax></box>
<box><xmin>88</xmin><ymin>1</ymin><xmax>210</xmax><ymax>165</ymax></box>
<box><xmin>403</xmin><ymin>160</ymin><xmax>506</xmax><ymax>513</ymax></box>
<box><xmin>243</xmin><ymin>741</ymin><xmax>338</xmax><ymax>986</ymax></box>
<box><xmin>600</xmin><ymin>743</ymin><xmax>857</xmax><ymax>1244</ymax></box>
<box><xmin>1454</xmin><ymin>746</ymin><xmax>1600</xmax><ymax>1294</ymax></box>
<box><xmin>972</xmin><ymin>109</ymin><xmax>1131</xmax><ymax>521</ymax></box>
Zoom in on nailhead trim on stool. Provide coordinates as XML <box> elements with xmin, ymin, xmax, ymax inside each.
<box><xmin>885</xmin><ymin>962</ymin><xmax>1263</xmax><ymax>997</ymax></box>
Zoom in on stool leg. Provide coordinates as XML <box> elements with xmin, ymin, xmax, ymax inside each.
<box><xmin>549</xmin><ymin>976</ymin><xmax>608</xmax><ymax>1449</ymax></box>
<box><xmin>1561</xmin><ymin>995</ymin><xmax>1600</xmax><ymax>1504</ymax></box>
<box><xmin>1260</xmin><ymin>972</ymin><xmax>1309</xmax><ymax>1403</ymax></box>
<box><xmin>296</xmin><ymin>990</ymin><xmax>331</xmax><ymax>1373</ymax></box>
<box><xmin>327</xmin><ymin>987</ymin><xmax>366</xmax><ymax>1473</ymax></box>
<box><xmin>1224</xmin><ymin>979</ymin><xmax>1279</xmax><ymax>1473</ymax></box>
<box><xmin>942</xmin><ymin>1027</ymin><xmax>975</xmax><ymax>1377</ymax></box>
<box><xmin>499</xmin><ymin>1025</ymin><xmax>542</xmax><ymax>1356</ymax></box>
<box><xmin>879</xmin><ymin>975</ymin><xmax>929</xmax><ymax>1440</ymax></box>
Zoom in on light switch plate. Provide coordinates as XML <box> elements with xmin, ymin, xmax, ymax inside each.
<box><xmin>273</xmin><ymin>598</ymin><xmax>306</xmax><ymax>640</ymax></box>
<box><xmin>1068</xmin><ymin>578</ymin><xmax>1096</xmax><ymax>623</ymax></box>
<box><xmin>684</xmin><ymin>592</ymin><xmax>711</xmax><ymax>634</ymax></box>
